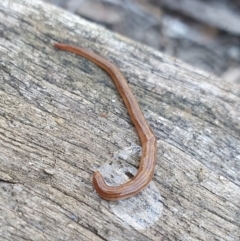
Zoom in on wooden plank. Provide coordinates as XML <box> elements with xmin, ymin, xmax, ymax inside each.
<box><xmin>0</xmin><ymin>0</ymin><xmax>239</xmax><ymax>240</ymax></box>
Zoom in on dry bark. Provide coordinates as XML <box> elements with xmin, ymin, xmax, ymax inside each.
<box><xmin>0</xmin><ymin>0</ymin><xmax>240</xmax><ymax>240</ymax></box>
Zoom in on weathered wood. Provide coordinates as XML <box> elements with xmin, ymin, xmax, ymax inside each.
<box><xmin>0</xmin><ymin>0</ymin><xmax>239</xmax><ymax>240</ymax></box>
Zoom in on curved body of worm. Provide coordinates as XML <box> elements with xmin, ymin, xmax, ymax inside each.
<box><xmin>54</xmin><ymin>43</ymin><xmax>157</xmax><ymax>200</ymax></box>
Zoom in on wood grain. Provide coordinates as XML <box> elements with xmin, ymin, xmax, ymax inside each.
<box><xmin>0</xmin><ymin>0</ymin><xmax>239</xmax><ymax>240</ymax></box>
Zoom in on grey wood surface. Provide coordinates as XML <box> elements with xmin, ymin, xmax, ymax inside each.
<box><xmin>0</xmin><ymin>0</ymin><xmax>239</xmax><ymax>240</ymax></box>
